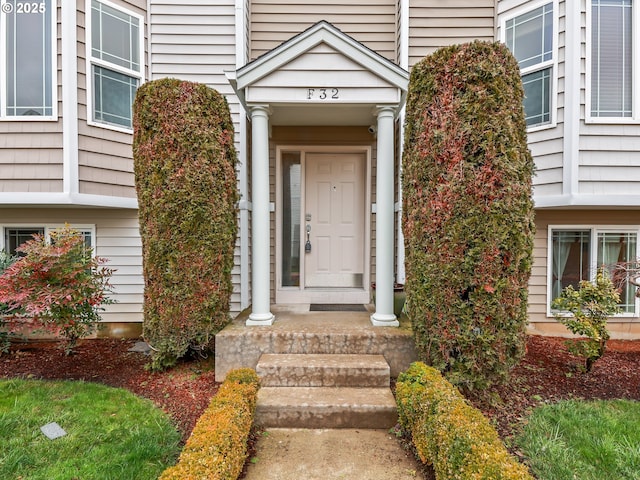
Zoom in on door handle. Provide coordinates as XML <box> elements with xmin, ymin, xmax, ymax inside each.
<box><xmin>305</xmin><ymin>224</ymin><xmax>311</xmax><ymax>253</ymax></box>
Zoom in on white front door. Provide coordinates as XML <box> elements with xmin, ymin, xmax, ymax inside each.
<box><xmin>304</xmin><ymin>152</ymin><xmax>365</xmax><ymax>289</ymax></box>
<box><xmin>277</xmin><ymin>148</ymin><xmax>369</xmax><ymax>304</ymax></box>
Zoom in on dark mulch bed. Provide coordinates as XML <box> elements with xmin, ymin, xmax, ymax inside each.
<box><xmin>1</xmin><ymin>335</ymin><xmax>639</xmax><ymax>478</ymax></box>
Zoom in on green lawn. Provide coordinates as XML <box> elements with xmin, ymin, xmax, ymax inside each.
<box><xmin>0</xmin><ymin>378</ymin><xmax>181</xmax><ymax>480</ymax></box>
<box><xmin>516</xmin><ymin>399</ymin><xmax>640</xmax><ymax>480</ymax></box>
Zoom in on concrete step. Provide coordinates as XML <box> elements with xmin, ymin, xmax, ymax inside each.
<box><xmin>256</xmin><ymin>354</ymin><xmax>390</xmax><ymax>387</ymax></box>
<box><xmin>214</xmin><ymin>313</ymin><xmax>417</xmax><ymax>381</ymax></box>
<box><xmin>256</xmin><ymin>386</ymin><xmax>398</xmax><ymax>429</ymax></box>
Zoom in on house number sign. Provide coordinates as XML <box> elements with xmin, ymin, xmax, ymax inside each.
<box><xmin>306</xmin><ymin>88</ymin><xmax>339</xmax><ymax>100</ymax></box>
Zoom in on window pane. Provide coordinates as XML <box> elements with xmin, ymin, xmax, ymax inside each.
<box><xmin>5</xmin><ymin>0</ymin><xmax>53</xmax><ymax>116</ymax></box>
<box><xmin>281</xmin><ymin>153</ymin><xmax>301</xmax><ymax>287</ymax></box>
<box><xmin>4</xmin><ymin>228</ymin><xmax>45</xmax><ymax>256</ymax></box>
<box><xmin>597</xmin><ymin>232</ymin><xmax>637</xmax><ymax>313</ymax></box>
<box><xmin>591</xmin><ymin>0</ymin><xmax>632</xmax><ymax>117</ymax></box>
<box><xmin>523</xmin><ymin>68</ymin><xmax>551</xmax><ymax>127</ymax></box>
<box><xmin>91</xmin><ymin>0</ymin><xmax>140</xmax><ymax>71</ymax></box>
<box><xmin>505</xmin><ymin>3</ymin><xmax>553</xmax><ymax>69</ymax></box>
<box><xmin>93</xmin><ymin>65</ymin><xmax>138</xmax><ymax>128</ymax></box>
<box><xmin>551</xmin><ymin>230</ymin><xmax>591</xmax><ymax>302</ymax></box>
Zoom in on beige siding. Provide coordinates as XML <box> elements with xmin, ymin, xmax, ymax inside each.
<box><xmin>408</xmin><ymin>0</ymin><xmax>495</xmax><ymax>67</ymax></box>
<box><xmin>149</xmin><ymin>1</ymin><xmax>237</xmax><ymax>99</ymax></box>
<box><xmin>579</xmin><ymin>124</ymin><xmax>640</xmax><ymax>195</ymax></box>
<box><xmin>529</xmin><ymin>210</ymin><xmax>640</xmax><ymax>339</ymax></box>
<box><xmin>77</xmin><ymin>0</ymin><xmax>146</xmax><ymax>198</ymax></box>
<box><xmin>250</xmin><ymin>0</ymin><xmax>398</xmax><ymax>62</ymax></box>
<box><xmin>0</xmin><ymin>208</ymin><xmax>143</xmax><ymax>323</ymax></box>
<box><xmin>0</xmin><ymin>2</ymin><xmax>63</xmax><ymax>194</ymax></box>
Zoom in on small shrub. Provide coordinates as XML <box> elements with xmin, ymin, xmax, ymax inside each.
<box><xmin>552</xmin><ymin>269</ymin><xmax>621</xmax><ymax>372</ymax></box>
<box><xmin>0</xmin><ymin>250</ymin><xmax>19</xmax><ymax>354</ymax></box>
<box><xmin>133</xmin><ymin>78</ymin><xmax>238</xmax><ymax>371</ymax></box>
<box><xmin>159</xmin><ymin>368</ymin><xmax>259</xmax><ymax>480</ymax></box>
<box><xmin>0</xmin><ymin>227</ymin><xmax>113</xmax><ymax>354</ymax></box>
<box><xmin>396</xmin><ymin>362</ymin><xmax>533</xmax><ymax>480</ymax></box>
<box><xmin>402</xmin><ymin>41</ymin><xmax>535</xmax><ymax>391</ymax></box>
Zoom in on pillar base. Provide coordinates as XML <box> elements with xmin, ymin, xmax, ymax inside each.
<box><xmin>246</xmin><ymin>312</ymin><xmax>275</xmax><ymax>326</ymax></box>
<box><xmin>370</xmin><ymin>313</ymin><xmax>399</xmax><ymax>327</ymax></box>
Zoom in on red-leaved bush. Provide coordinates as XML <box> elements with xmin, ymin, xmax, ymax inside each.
<box><xmin>133</xmin><ymin>78</ymin><xmax>238</xmax><ymax>370</ymax></box>
<box><xmin>0</xmin><ymin>227</ymin><xmax>113</xmax><ymax>354</ymax></box>
<box><xmin>402</xmin><ymin>41</ymin><xmax>535</xmax><ymax>390</ymax></box>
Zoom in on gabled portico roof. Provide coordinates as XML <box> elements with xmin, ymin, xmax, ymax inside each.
<box><xmin>236</xmin><ymin>21</ymin><xmax>408</xmax><ymax>90</ymax></box>
<box><xmin>228</xmin><ymin>21</ymin><xmax>409</xmax><ymax>117</ymax></box>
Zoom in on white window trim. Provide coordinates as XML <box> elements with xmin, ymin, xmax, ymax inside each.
<box><xmin>586</xmin><ymin>0</ymin><xmax>640</xmax><ymax>124</ymax></box>
<box><xmin>0</xmin><ymin>0</ymin><xmax>58</xmax><ymax>121</ymax></box>
<box><xmin>85</xmin><ymin>0</ymin><xmax>144</xmax><ymax>133</ymax></box>
<box><xmin>1</xmin><ymin>224</ymin><xmax>96</xmax><ymax>251</ymax></box>
<box><xmin>500</xmin><ymin>0</ymin><xmax>559</xmax><ymax>132</ymax></box>
<box><xmin>546</xmin><ymin>225</ymin><xmax>640</xmax><ymax>318</ymax></box>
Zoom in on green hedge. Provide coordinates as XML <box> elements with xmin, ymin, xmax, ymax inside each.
<box><xmin>401</xmin><ymin>41</ymin><xmax>535</xmax><ymax>390</ymax></box>
<box><xmin>396</xmin><ymin>362</ymin><xmax>533</xmax><ymax>480</ymax></box>
<box><xmin>133</xmin><ymin>78</ymin><xmax>239</xmax><ymax>370</ymax></box>
<box><xmin>159</xmin><ymin>368</ymin><xmax>260</xmax><ymax>480</ymax></box>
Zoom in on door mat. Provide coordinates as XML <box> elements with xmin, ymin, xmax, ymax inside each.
<box><xmin>309</xmin><ymin>304</ymin><xmax>367</xmax><ymax>312</ymax></box>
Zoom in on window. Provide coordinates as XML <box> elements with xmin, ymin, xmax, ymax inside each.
<box><xmin>590</xmin><ymin>0</ymin><xmax>633</xmax><ymax>118</ymax></box>
<box><xmin>550</xmin><ymin>228</ymin><xmax>638</xmax><ymax>314</ymax></box>
<box><xmin>4</xmin><ymin>228</ymin><xmax>45</xmax><ymax>255</ymax></box>
<box><xmin>87</xmin><ymin>0</ymin><xmax>143</xmax><ymax>130</ymax></box>
<box><xmin>504</xmin><ymin>2</ymin><xmax>555</xmax><ymax>128</ymax></box>
<box><xmin>3</xmin><ymin>226</ymin><xmax>94</xmax><ymax>256</ymax></box>
<box><xmin>0</xmin><ymin>0</ymin><xmax>56</xmax><ymax>119</ymax></box>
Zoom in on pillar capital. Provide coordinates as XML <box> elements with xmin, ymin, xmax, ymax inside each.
<box><xmin>374</xmin><ymin>105</ymin><xmax>396</xmax><ymax>119</ymax></box>
<box><xmin>249</xmin><ymin>104</ymin><xmax>271</xmax><ymax>118</ymax></box>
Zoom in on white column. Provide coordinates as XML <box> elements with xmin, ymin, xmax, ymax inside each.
<box><xmin>371</xmin><ymin>107</ymin><xmax>399</xmax><ymax>327</ymax></box>
<box><xmin>247</xmin><ymin>106</ymin><xmax>275</xmax><ymax>326</ymax></box>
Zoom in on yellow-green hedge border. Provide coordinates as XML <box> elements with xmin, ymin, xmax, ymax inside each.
<box><xmin>396</xmin><ymin>362</ymin><xmax>533</xmax><ymax>480</ymax></box>
<box><xmin>160</xmin><ymin>368</ymin><xmax>259</xmax><ymax>480</ymax></box>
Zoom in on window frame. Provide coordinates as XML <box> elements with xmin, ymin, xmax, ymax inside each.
<box><xmin>85</xmin><ymin>0</ymin><xmax>144</xmax><ymax>133</ymax></box>
<box><xmin>2</xmin><ymin>224</ymin><xmax>96</xmax><ymax>255</ymax></box>
<box><xmin>586</xmin><ymin>0</ymin><xmax>640</xmax><ymax>124</ymax></box>
<box><xmin>501</xmin><ymin>0</ymin><xmax>558</xmax><ymax>132</ymax></box>
<box><xmin>547</xmin><ymin>225</ymin><xmax>640</xmax><ymax>317</ymax></box>
<box><xmin>0</xmin><ymin>0</ymin><xmax>57</xmax><ymax>121</ymax></box>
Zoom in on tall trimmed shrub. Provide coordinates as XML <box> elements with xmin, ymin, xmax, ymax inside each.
<box><xmin>133</xmin><ymin>78</ymin><xmax>238</xmax><ymax>370</ymax></box>
<box><xmin>402</xmin><ymin>41</ymin><xmax>535</xmax><ymax>390</ymax></box>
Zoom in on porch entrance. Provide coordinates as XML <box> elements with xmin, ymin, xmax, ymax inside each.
<box><xmin>278</xmin><ymin>148</ymin><xmax>369</xmax><ymax>304</ymax></box>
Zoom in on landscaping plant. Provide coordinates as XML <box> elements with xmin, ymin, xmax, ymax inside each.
<box><xmin>0</xmin><ymin>250</ymin><xmax>18</xmax><ymax>354</ymax></box>
<box><xmin>396</xmin><ymin>362</ymin><xmax>533</xmax><ymax>479</ymax></box>
<box><xmin>402</xmin><ymin>41</ymin><xmax>535</xmax><ymax>390</ymax></box>
<box><xmin>133</xmin><ymin>78</ymin><xmax>239</xmax><ymax>370</ymax></box>
<box><xmin>552</xmin><ymin>269</ymin><xmax>621</xmax><ymax>372</ymax></box>
<box><xmin>0</xmin><ymin>227</ymin><xmax>113</xmax><ymax>354</ymax></box>
<box><xmin>159</xmin><ymin>368</ymin><xmax>259</xmax><ymax>480</ymax></box>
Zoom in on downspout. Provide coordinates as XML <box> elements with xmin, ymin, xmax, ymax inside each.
<box><xmin>62</xmin><ymin>0</ymin><xmax>79</xmax><ymax>196</ymax></box>
<box><xmin>236</xmin><ymin>0</ymin><xmax>250</xmax><ymax>310</ymax></box>
<box><xmin>396</xmin><ymin>0</ymin><xmax>409</xmax><ymax>284</ymax></box>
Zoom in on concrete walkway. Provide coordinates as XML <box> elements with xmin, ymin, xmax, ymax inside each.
<box><xmin>243</xmin><ymin>428</ymin><xmax>426</xmax><ymax>479</ymax></box>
